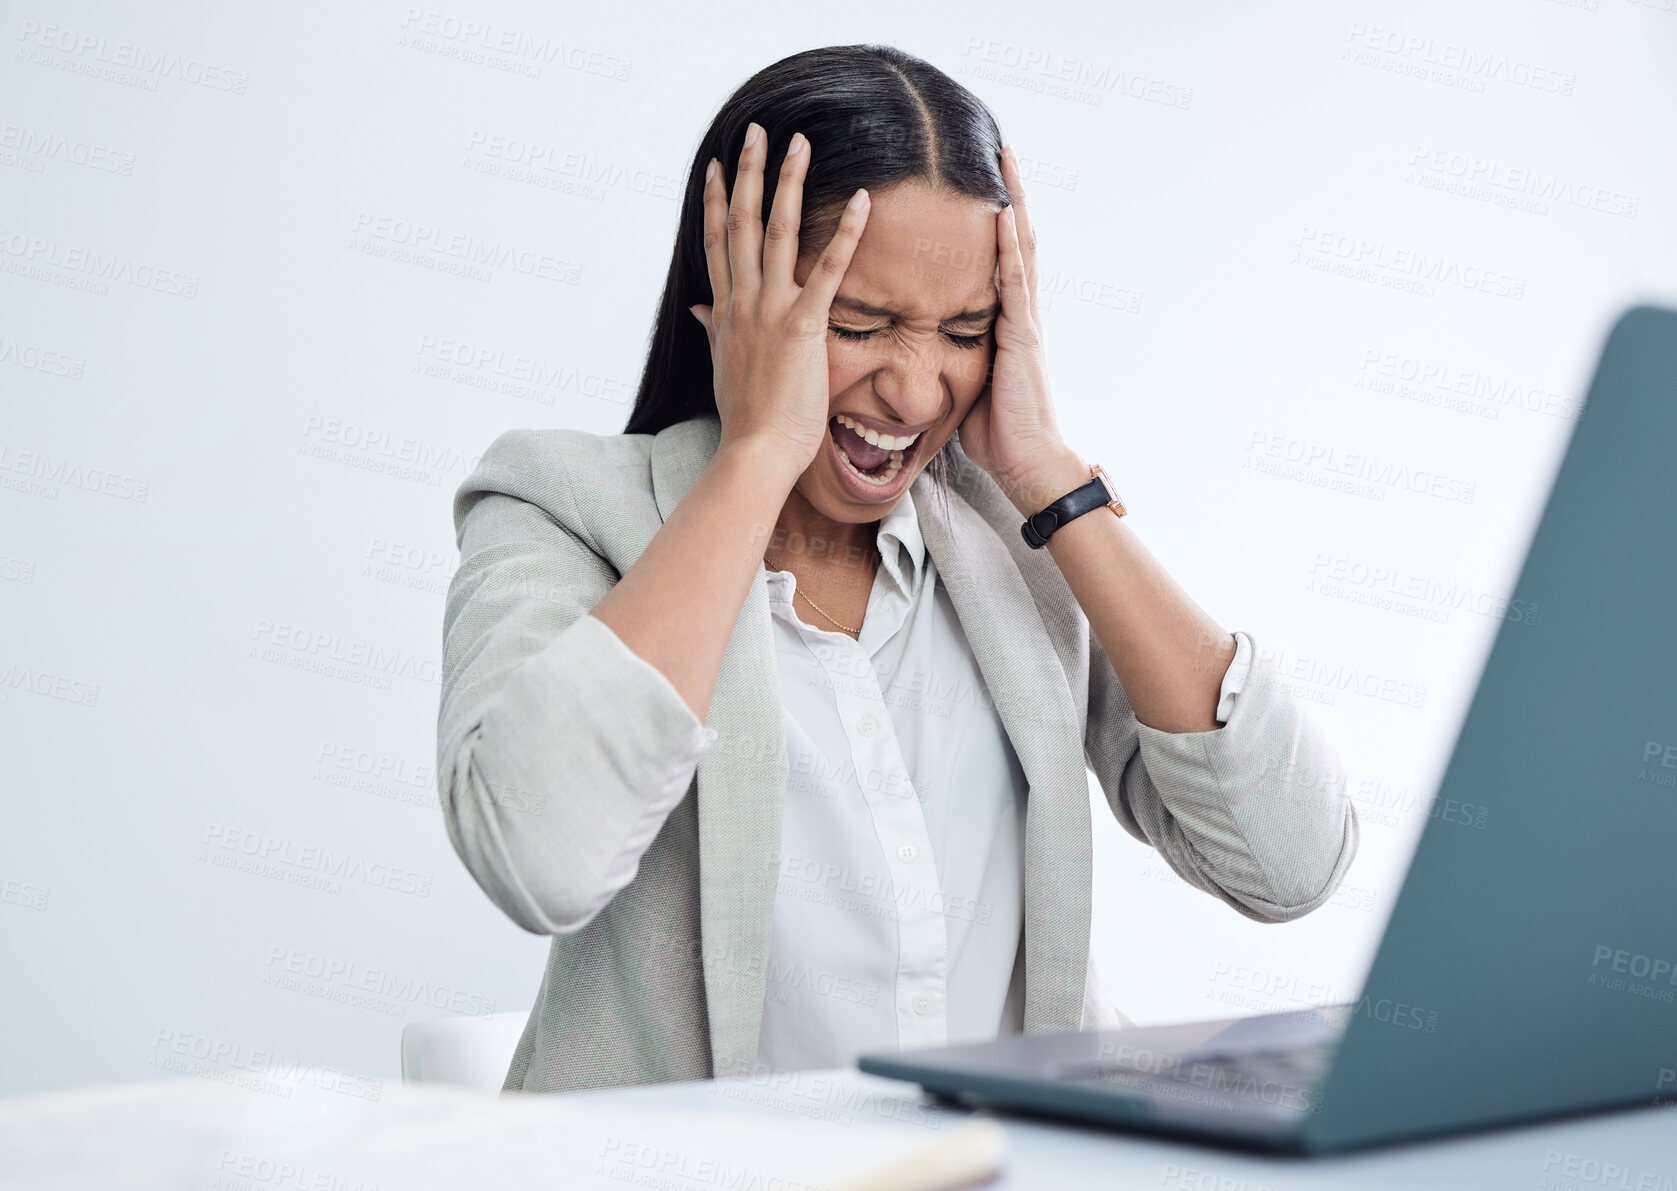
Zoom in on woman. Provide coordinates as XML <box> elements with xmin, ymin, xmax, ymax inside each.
<box><xmin>437</xmin><ymin>44</ymin><xmax>1357</xmax><ymax>1095</ymax></box>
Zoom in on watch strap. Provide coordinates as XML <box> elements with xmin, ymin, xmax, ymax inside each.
<box><xmin>1021</xmin><ymin>465</ymin><xmax>1125</xmax><ymax>549</ymax></box>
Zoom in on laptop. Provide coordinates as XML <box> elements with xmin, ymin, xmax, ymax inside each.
<box><xmin>858</xmin><ymin>305</ymin><xmax>1677</xmax><ymax>1154</ymax></box>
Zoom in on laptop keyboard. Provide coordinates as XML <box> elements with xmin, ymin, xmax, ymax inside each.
<box><xmin>1178</xmin><ymin>1043</ymin><xmax>1337</xmax><ymax>1086</ymax></box>
<box><xmin>1056</xmin><ymin>1042</ymin><xmax>1338</xmax><ymax>1101</ymax></box>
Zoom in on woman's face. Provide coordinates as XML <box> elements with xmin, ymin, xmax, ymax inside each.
<box><xmin>790</xmin><ymin>180</ymin><xmax>1002</xmax><ymax>519</ymax></box>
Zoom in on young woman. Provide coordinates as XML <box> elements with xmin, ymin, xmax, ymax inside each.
<box><xmin>437</xmin><ymin>44</ymin><xmax>1358</xmax><ymax>1094</ymax></box>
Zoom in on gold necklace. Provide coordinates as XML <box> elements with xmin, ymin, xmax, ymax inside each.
<box><xmin>764</xmin><ymin>551</ymin><xmax>874</xmax><ymax>636</ymax></box>
<box><xmin>791</xmin><ymin>584</ymin><xmax>859</xmax><ymax>634</ymax></box>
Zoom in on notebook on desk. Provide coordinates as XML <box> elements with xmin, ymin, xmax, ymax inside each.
<box><xmin>0</xmin><ymin>1075</ymin><xmax>1007</xmax><ymax>1191</ymax></box>
<box><xmin>860</xmin><ymin>305</ymin><xmax>1677</xmax><ymax>1155</ymax></box>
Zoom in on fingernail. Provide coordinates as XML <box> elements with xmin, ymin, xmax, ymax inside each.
<box><xmin>787</xmin><ymin>132</ymin><xmax>805</xmax><ymax>157</ymax></box>
<box><xmin>744</xmin><ymin>122</ymin><xmax>761</xmax><ymax>148</ymax></box>
<box><xmin>848</xmin><ymin>188</ymin><xmax>868</xmax><ymax>211</ymax></box>
<box><xmin>705</xmin><ymin>158</ymin><xmax>717</xmax><ymax>184</ymax></box>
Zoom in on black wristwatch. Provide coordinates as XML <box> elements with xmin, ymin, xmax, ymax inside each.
<box><xmin>1020</xmin><ymin>463</ymin><xmax>1126</xmax><ymax>549</ymax></box>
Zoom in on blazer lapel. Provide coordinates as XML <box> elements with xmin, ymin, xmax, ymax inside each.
<box><xmin>913</xmin><ymin>463</ymin><xmax>1093</xmax><ymax>1035</ymax></box>
<box><xmin>648</xmin><ymin>414</ymin><xmax>788</xmax><ymax>1078</ymax></box>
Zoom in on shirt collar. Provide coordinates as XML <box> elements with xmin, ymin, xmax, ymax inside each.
<box><xmin>762</xmin><ymin>488</ymin><xmax>927</xmax><ymax>603</ymax></box>
<box><xmin>876</xmin><ymin>486</ymin><xmax>926</xmax><ymax>599</ymax></box>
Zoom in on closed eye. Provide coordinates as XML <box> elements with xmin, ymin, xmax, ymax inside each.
<box><xmin>830</xmin><ymin>324</ymin><xmax>991</xmax><ymax>350</ymax></box>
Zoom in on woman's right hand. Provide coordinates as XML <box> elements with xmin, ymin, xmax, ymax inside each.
<box><xmin>689</xmin><ymin>122</ymin><xmax>872</xmax><ymax>483</ymax></box>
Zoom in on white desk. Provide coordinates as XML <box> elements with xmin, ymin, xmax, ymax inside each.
<box><xmin>570</xmin><ymin>1066</ymin><xmax>1677</xmax><ymax>1191</ymax></box>
<box><xmin>3</xmin><ymin>1066</ymin><xmax>1672</xmax><ymax>1189</ymax></box>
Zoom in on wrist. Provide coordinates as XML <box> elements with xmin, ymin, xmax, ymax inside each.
<box><xmin>714</xmin><ymin>434</ymin><xmax>805</xmax><ymax>494</ymax></box>
<box><xmin>706</xmin><ymin>437</ymin><xmax>803</xmax><ymax>554</ymax></box>
<box><xmin>997</xmin><ymin>445</ymin><xmax>1091</xmax><ymax>518</ymax></box>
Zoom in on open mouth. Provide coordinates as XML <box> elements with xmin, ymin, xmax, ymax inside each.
<box><xmin>828</xmin><ymin>414</ymin><xmax>922</xmax><ymax>486</ymax></box>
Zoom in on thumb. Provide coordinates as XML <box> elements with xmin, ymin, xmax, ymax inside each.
<box><xmin>688</xmin><ymin>303</ymin><xmax>714</xmax><ymax>338</ymax></box>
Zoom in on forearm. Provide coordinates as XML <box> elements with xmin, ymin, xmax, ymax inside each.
<box><xmin>589</xmin><ymin>437</ymin><xmax>794</xmax><ymax>721</ymax></box>
<box><xmin>1001</xmin><ymin>446</ymin><xmax>1235</xmax><ymax>734</ymax></box>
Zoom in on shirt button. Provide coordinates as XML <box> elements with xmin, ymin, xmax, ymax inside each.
<box><xmin>912</xmin><ymin>994</ymin><xmax>933</xmax><ymax>1015</ymax></box>
<box><xmin>857</xmin><ymin>715</ymin><xmax>877</xmax><ymax>737</ymax></box>
<box><xmin>897</xmin><ymin>844</ymin><xmax>917</xmax><ymax>863</ymax></box>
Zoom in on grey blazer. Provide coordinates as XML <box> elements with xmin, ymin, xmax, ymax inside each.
<box><xmin>436</xmin><ymin>412</ymin><xmax>1359</xmax><ymax>1094</ymax></box>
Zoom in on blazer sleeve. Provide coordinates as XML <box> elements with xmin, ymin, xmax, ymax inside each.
<box><xmin>1086</xmin><ymin>627</ymin><xmax>1359</xmax><ymax>923</ymax></box>
<box><xmin>437</xmin><ymin>437</ymin><xmax>716</xmax><ymax>936</ymax></box>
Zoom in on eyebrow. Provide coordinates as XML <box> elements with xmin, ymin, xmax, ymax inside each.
<box><xmin>830</xmin><ymin>296</ymin><xmax>1000</xmax><ymax>324</ymax></box>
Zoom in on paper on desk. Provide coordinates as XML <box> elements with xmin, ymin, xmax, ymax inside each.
<box><xmin>0</xmin><ymin>1077</ymin><xmax>1005</xmax><ymax>1191</ymax></box>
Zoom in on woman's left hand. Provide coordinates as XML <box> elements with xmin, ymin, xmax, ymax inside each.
<box><xmin>956</xmin><ymin>145</ymin><xmax>1083</xmax><ymax>513</ymax></box>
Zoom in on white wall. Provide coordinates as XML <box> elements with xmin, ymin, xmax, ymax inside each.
<box><xmin>2</xmin><ymin>0</ymin><xmax>1673</xmax><ymax>1096</ymax></box>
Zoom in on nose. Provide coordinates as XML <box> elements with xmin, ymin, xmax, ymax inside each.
<box><xmin>868</xmin><ymin>339</ymin><xmax>952</xmax><ymax>428</ymax></box>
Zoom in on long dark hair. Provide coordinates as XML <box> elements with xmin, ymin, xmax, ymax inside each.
<box><xmin>624</xmin><ymin>44</ymin><xmax>1011</xmax><ymax>504</ymax></box>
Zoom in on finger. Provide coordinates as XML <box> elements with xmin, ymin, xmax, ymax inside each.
<box><xmin>996</xmin><ymin>205</ymin><xmax>1035</xmax><ymax>340</ymax></box>
<box><xmin>762</xmin><ymin>131</ymin><xmax>807</xmax><ymax>288</ymax></box>
<box><xmin>727</xmin><ymin>121</ymin><xmax>767</xmax><ymax>303</ymax></box>
<box><xmin>790</xmin><ymin>187</ymin><xmax>870</xmax><ymax>323</ymax></box>
<box><xmin>689</xmin><ymin>303</ymin><xmax>714</xmax><ymax>343</ymax></box>
<box><xmin>698</xmin><ymin>158</ymin><xmax>730</xmax><ymax>308</ymax></box>
<box><xmin>1000</xmin><ymin>145</ymin><xmax>1039</xmax><ymax>322</ymax></box>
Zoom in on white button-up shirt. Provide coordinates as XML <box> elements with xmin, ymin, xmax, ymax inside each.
<box><xmin>735</xmin><ymin>487</ymin><xmax>1252</xmax><ymax>1071</ymax></box>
